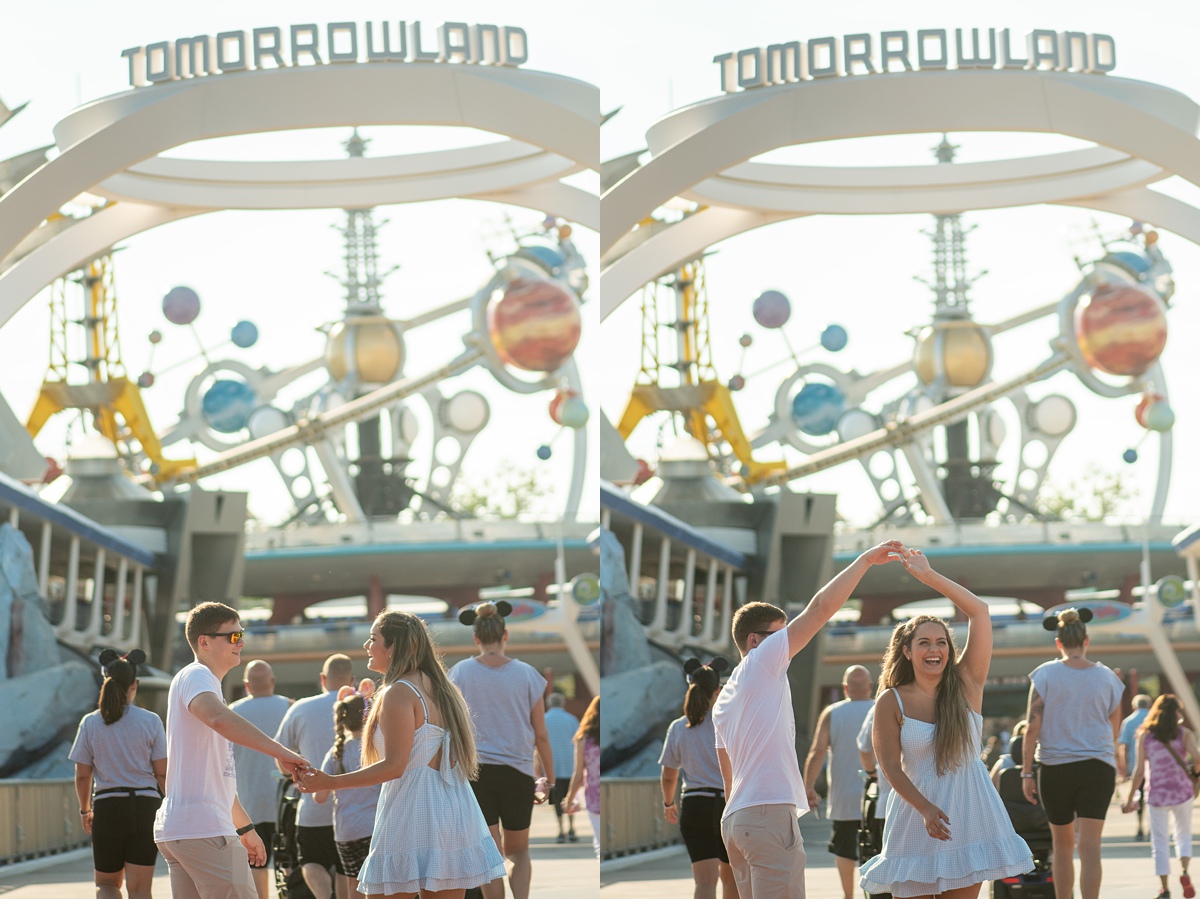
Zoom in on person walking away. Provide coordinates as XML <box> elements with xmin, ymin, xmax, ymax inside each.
<box><xmin>542</xmin><ymin>693</ymin><xmax>580</xmax><ymax>843</ymax></box>
<box><xmin>1122</xmin><ymin>694</ymin><xmax>1199</xmax><ymax>899</ymax></box>
<box><xmin>1021</xmin><ymin>608</ymin><xmax>1124</xmax><ymax>899</ymax></box>
<box><xmin>153</xmin><ymin>602</ymin><xmax>309</xmax><ymax>899</ymax></box>
<box><xmin>1121</xmin><ymin>694</ymin><xmax>1154</xmax><ymax>841</ymax></box>
<box><xmin>297</xmin><ymin>610</ymin><xmax>505</xmax><ymax>897</ymax></box>
<box><xmin>314</xmin><ymin>688</ymin><xmax>381</xmax><ymax>899</ymax></box>
<box><xmin>275</xmin><ymin>654</ymin><xmax>356</xmax><ymax>899</ymax></box>
<box><xmin>566</xmin><ymin>696</ymin><xmax>601</xmax><ymax>858</ymax></box>
<box><xmin>660</xmin><ymin>658</ymin><xmax>738</xmax><ymax>899</ymax></box>
<box><xmin>230</xmin><ymin>660</ymin><xmax>292</xmax><ymax>899</ymax></box>
<box><xmin>449</xmin><ymin>601</ymin><xmax>554</xmax><ymax>899</ymax></box>
<box><xmin>858</xmin><ymin>547</ymin><xmax>1032</xmax><ymax>898</ymax></box>
<box><xmin>70</xmin><ymin>649</ymin><xmax>166</xmax><ymax>899</ymax></box>
<box><xmin>803</xmin><ymin>665</ymin><xmax>875</xmax><ymax>899</ymax></box>
<box><xmin>712</xmin><ymin>541</ymin><xmax>904</xmax><ymax>899</ymax></box>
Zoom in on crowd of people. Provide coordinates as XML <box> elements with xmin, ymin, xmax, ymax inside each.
<box><xmin>652</xmin><ymin>540</ymin><xmax>1198</xmax><ymax>899</ymax></box>
<box><xmin>70</xmin><ymin>600</ymin><xmax>597</xmax><ymax>899</ymax></box>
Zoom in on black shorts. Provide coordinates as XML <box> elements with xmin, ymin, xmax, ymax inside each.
<box><xmin>92</xmin><ymin>794</ymin><xmax>161</xmax><ymax>872</ymax></box>
<box><xmin>250</xmin><ymin>822</ymin><xmax>275</xmax><ymax>868</ymax></box>
<box><xmin>679</xmin><ymin>793</ymin><xmax>728</xmax><ymax>864</ymax></box>
<box><xmin>297</xmin><ymin>825</ymin><xmax>345</xmax><ymax>874</ymax></box>
<box><xmin>470</xmin><ymin>764</ymin><xmax>535</xmax><ymax>831</ymax></box>
<box><xmin>336</xmin><ymin>836</ymin><xmax>372</xmax><ymax>878</ymax></box>
<box><xmin>828</xmin><ymin>819</ymin><xmax>859</xmax><ymax>861</ymax></box>
<box><xmin>1037</xmin><ymin>759</ymin><xmax>1116</xmax><ymax>825</ymax></box>
<box><xmin>548</xmin><ymin>779</ymin><xmax>571</xmax><ymax>811</ymax></box>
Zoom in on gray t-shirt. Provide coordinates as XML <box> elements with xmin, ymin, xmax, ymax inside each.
<box><xmin>230</xmin><ymin>693</ymin><xmax>292</xmax><ymax>824</ymax></box>
<box><xmin>658</xmin><ymin>714</ymin><xmax>723</xmax><ymax>792</ymax></box>
<box><xmin>449</xmin><ymin>657</ymin><xmax>546</xmax><ymax>777</ymax></box>
<box><xmin>320</xmin><ymin>737</ymin><xmax>381</xmax><ymax>842</ymax></box>
<box><xmin>828</xmin><ymin>698</ymin><xmax>874</xmax><ymax>821</ymax></box>
<box><xmin>69</xmin><ymin>705</ymin><xmax>166</xmax><ymax>800</ymax></box>
<box><xmin>1029</xmin><ymin>659</ymin><xmax>1123</xmax><ymax>767</ymax></box>
<box><xmin>275</xmin><ymin>690</ymin><xmax>339</xmax><ymax>826</ymax></box>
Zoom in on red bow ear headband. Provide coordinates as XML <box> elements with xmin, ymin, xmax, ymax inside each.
<box><xmin>683</xmin><ymin>656</ymin><xmax>730</xmax><ymax>683</ymax></box>
<box><xmin>458</xmin><ymin>600</ymin><xmax>513</xmax><ymax>626</ymax></box>
<box><xmin>1042</xmin><ymin>607</ymin><xmax>1094</xmax><ymax>631</ymax></box>
<box><xmin>99</xmin><ymin>648</ymin><xmax>147</xmax><ymax>677</ymax></box>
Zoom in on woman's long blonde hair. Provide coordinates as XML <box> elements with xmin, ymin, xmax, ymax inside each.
<box><xmin>362</xmin><ymin>611</ymin><xmax>478</xmax><ymax>777</ymax></box>
<box><xmin>879</xmin><ymin>614</ymin><xmax>974</xmax><ymax>775</ymax></box>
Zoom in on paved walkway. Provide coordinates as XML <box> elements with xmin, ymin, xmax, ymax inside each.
<box><xmin>0</xmin><ymin>803</ymin><xmax>598</xmax><ymax>898</ymax></box>
<box><xmin>601</xmin><ymin>797</ymin><xmax>1197</xmax><ymax>898</ymax></box>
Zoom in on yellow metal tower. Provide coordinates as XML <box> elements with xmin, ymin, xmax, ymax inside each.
<box><xmin>617</xmin><ymin>259</ymin><xmax>784</xmax><ymax>484</ymax></box>
<box><xmin>26</xmin><ymin>255</ymin><xmax>195</xmax><ymax>480</ymax></box>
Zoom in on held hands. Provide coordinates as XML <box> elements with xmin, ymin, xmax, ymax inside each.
<box><xmin>921</xmin><ymin>802</ymin><xmax>951</xmax><ymax>841</ymax></box>
<box><xmin>900</xmin><ymin>546</ymin><xmax>935</xmax><ymax>582</ymax></box>
<box><xmin>1121</xmin><ymin>798</ymin><xmax>1136</xmax><ymax>814</ymax></box>
<box><xmin>240</xmin><ymin>827</ymin><xmax>267</xmax><ymax>866</ymax></box>
<box><xmin>296</xmin><ymin>767</ymin><xmax>334</xmax><ymax>793</ymax></box>
<box><xmin>862</xmin><ymin>541</ymin><xmax>905</xmax><ymax>567</ymax></box>
<box><xmin>276</xmin><ymin>747</ymin><xmax>310</xmax><ymax>778</ymax></box>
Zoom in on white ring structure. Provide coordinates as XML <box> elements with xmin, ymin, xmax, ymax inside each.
<box><xmin>0</xmin><ymin>63</ymin><xmax>598</xmax><ymax>329</ymax></box>
<box><xmin>601</xmin><ymin>69</ymin><xmax>1200</xmax><ymax>320</ymax></box>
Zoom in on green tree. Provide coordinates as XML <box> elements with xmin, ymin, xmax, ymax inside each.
<box><xmin>1039</xmin><ymin>465</ymin><xmax>1139</xmax><ymax>521</ymax></box>
<box><xmin>451</xmin><ymin>462</ymin><xmax>553</xmax><ymax>520</ymax></box>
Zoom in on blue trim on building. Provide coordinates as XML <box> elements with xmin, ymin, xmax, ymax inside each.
<box><xmin>247</xmin><ymin>538</ymin><xmax>590</xmax><ymax>561</ymax></box>
<box><xmin>0</xmin><ymin>471</ymin><xmax>157</xmax><ymax>567</ymax></box>
<box><xmin>834</xmin><ymin>540</ymin><xmax>1175</xmax><ymax>564</ymax></box>
<box><xmin>599</xmin><ymin>481</ymin><xmax>748</xmax><ymax>569</ymax></box>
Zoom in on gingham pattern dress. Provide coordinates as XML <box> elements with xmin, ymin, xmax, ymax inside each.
<box><xmin>356</xmin><ymin>681</ymin><xmax>505</xmax><ymax>895</ymax></box>
<box><xmin>859</xmin><ymin>689</ymin><xmax>1033</xmax><ymax>898</ymax></box>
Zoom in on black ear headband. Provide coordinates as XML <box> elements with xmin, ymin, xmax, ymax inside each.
<box><xmin>458</xmin><ymin>600</ymin><xmax>513</xmax><ymax>626</ymax></box>
<box><xmin>99</xmin><ymin>648</ymin><xmax>147</xmax><ymax>678</ymax></box>
<box><xmin>683</xmin><ymin>656</ymin><xmax>730</xmax><ymax>683</ymax></box>
<box><xmin>1042</xmin><ymin>607</ymin><xmax>1094</xmax><ymax>631</ymax></box>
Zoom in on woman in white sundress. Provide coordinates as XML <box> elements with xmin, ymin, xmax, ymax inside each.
<box><xmin>299</xmin><ymin>611</ymin><xmax>505</xmax><ymax>898</ymax></box>
<box><xmin>859</xmin><ymin>547</ymin><xmax>1032</xmax><ymax>899</ymax></box>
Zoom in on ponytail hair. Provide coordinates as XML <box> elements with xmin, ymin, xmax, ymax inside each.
<box><xmin>1043</xmin><ymin>607</ymin><xmax>1093</xmax><ymax>649</ymax></box>
<box><xmin>682</xmin><ymin>657</ymin><xmax>729</xmax><ymax>727</ymax></box>
<box><xmin>97</xmin><ymin>649</ymin><xmax>145</xmax><ymax>725</ymax></box>
<box><xmin>459</xmin><ymin>600</ymin><xmax>511</xmax><ymax>646</ymax></box>
<box><xmin>332</xmin><ymin>687</ymin><xmax>367</xmax><ymax>775</ymax></box>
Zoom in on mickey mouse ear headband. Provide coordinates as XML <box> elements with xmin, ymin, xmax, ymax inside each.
<box><xmin>1042</xmin><ymin>607</ymin><xmax>1094</xmax><ymax>631</ymax></box>
<box><xmin>458</xmin><ymin>600</ymin><xmax>513</xmax><ymax>626</ymax></box>
<box><xmin>683</xmin><ymin>656</ymin><xmax>730</xmax><ymax>683</ymax></box>
<box><xmin>99</xmin><ymin>648</ymin><xmax>147</xmax><ymax>677</ymax></box>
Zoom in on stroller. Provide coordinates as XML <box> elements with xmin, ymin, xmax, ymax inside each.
<box><xmin>858</xmin><ymin>772</ymin><xmax>892</xmax><ymax>899</ymax></box>
<box><xmin>992</xmin><ymin>736</ymin><xmax>1054</xmax><ymax>898</ymax></box>
<box><xmin>273</xmin><ymin>778</ymin><xmax>317</xmax><ymax>899</ymax></box>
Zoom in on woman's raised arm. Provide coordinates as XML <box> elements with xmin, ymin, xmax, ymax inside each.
<box><xmin>902</xmin><ymin>547</ymin><xmax>992</xmax><ymax>694</ymax></box>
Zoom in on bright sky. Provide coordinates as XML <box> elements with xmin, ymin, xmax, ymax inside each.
<box><xmin>597</xmin><ymin>0</ymin><xmax>1200</xmax><ymax>529</ymax></box>
<box><xmin>0</xmin><ymin>1</ymin><xmax>602</xmax><ymax>526</ymax></box>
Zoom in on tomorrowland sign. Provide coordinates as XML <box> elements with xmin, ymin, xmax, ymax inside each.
<box><xmin>121</xmin><ymin>21</ymin><xmax>529</xmax><ymax>88</ymax></box>
<box><xmin>714</xmin><ymin>28</ymin><xmax>1116</xmax><ymax>93</ymax></box>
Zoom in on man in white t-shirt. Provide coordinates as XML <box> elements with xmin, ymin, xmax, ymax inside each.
<box><xmin>155</xmin><ymin>602</ymin><xmax>309</xmax><ymax>899</ymax></box>
<box><xmin>713</xmin><ymin>541</ymin><xmax>901</xmax><ymax>899</ymax></box>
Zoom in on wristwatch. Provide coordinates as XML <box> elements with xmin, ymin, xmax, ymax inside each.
<box><xmin>1020</xmin><ymin>772</ymin><xmax>1035</xmax><ymax>779</ymax></box>
<box><xmin>236</xmin><ymin>823</ymin><xmax>256</xmax><ymax>836</ymax></box>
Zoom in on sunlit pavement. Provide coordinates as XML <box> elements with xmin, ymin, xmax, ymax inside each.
<box><xmin>601</xmin><ymin>794</ymin><xmax>1194</xmax><ymax>898</ymax></box>
<box><xmin>0</xmin><ymin>803</ymin><xmax>598</xmax><ymax>898</ymax></box>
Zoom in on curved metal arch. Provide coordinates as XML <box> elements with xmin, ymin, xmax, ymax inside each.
<box><xmin>0</xmin><ymin>63</ymin><xmax>598</xmax><ymax>272</ymax></box>
<box><xmin>602</xmin><ymin>69</ymin><xmax>1200</xmax><ymax>254</ymax></box>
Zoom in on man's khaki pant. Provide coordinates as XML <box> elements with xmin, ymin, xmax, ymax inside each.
<box><xmin>157</xmin><ymin>835</ymin><xmax>257</xmax><ymax>899</ymax></box>
<box><xmin>721</xmin><ymin>804</ymin><xmax>807</xmax><ymax>899</ymax></box>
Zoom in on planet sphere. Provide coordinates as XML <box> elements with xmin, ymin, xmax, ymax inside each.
<box><xmin>163</xmin><ymin>286</ymin><xmax>201</xmax><ymax>325</ymax></box>
<box><xmin>821</xmin><ymin>324</ymin><xmax>848</xmax><ymax>352</ymax></box>
<box><xmin>536</xmin><ymin>444</ymin><xmax>552</xmax><ymax>460</ymax></box>
<box><xmin>231</xmin><ymin>320</ymin><xmax>259</xmax><ymax>349</ymax></box>
<box><xmin>487</xmin><ymin>278</ymin><xmax>582</xmax><ymax>372</ymax></box>
<box><xmin>791</xmin><ymin>382</ymin><xmax>846</xmax><ymax>436</ymax></box>
<box><xmin>752</xmin><ymin>290</ymin><xmax>791</xmax><ymax>329</ymax></box>
<box><xmin>201</xmin><ymin>379</ymin><xmax>257</xmax><ymax>433</ymax></box>
<box><xmin>1073</xmin><ymin>282</ymin><xmax>1168</xmax><ymax>377</ymax></box>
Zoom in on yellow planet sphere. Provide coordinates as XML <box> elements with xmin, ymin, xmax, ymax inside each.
<box><xmin>913</xmin><ymin>322</ymin><xmax>992</xmax><ymax>387</ymax></box>
<box><xmin>325</xmin><ymin>316</ymin><xmax>404</xmax><ymax>383</ymax></box>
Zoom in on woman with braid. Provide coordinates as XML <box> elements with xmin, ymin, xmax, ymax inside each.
<box><xmin>449</xmin><ymin>601</ymin><xmax>554</xmax><ymax>899</ymax></box>
<box><xmin>299</xmin><ymin>611</ymin><xmax>504</xmax><ymax>897</ymax></box>
<box><xmin>315</xmin><ymin>688</ymin><xmax>382</xmax><ymax>899</ymax></box>
<box><xmin>1023</xmin><ymin>607</ymin><xmax>1124</xmax><ymax>899</ymax></box>
<box><xmin>70</xmin><ymin>649</ymin><xmax>167</xmax><ymax>899</ymax></box>
<box><xmin>659</xmin><ymin>657</ymin><xmax>738</xmax><ymax>899</ymax></box>
<box><xmin>859</xmin><ymin>547</ymin><xmax>1031</xmax><ymax>899</ymax></box>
